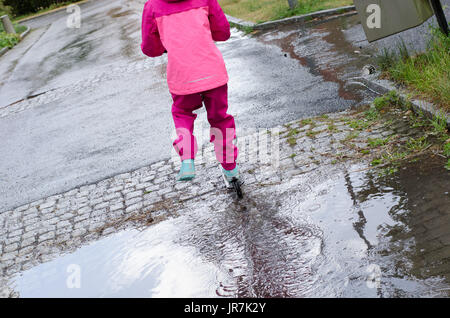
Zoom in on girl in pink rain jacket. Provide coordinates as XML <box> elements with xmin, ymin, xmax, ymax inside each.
<box><xmin>141</xmin><ymin>0</ymin><xmax>239</xmax><ymax>181</ymax></box>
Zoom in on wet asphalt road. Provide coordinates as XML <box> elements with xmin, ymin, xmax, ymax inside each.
<box><xmin>0</xmin><ymin>0</ymin><xmax>379</xmax><ymax>212</ymax></box>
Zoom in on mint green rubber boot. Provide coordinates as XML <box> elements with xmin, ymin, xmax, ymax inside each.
<box><xmin>177</xmin><ymin>159</ymin><xmax>195</xmax><ymax>181</ymax></box>
<box><xmin>222</xmin><ymin>165</ymin><xmax>239</xmax><ymax>183</ymax></box>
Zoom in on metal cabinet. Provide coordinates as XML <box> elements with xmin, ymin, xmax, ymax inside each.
<box><xmin>354</xmin><ymin>0</ymin><xmax>434</xmax><ymax>42</ymax></box>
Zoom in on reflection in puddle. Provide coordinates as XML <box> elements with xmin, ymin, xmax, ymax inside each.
<box><xmin>8</xmin><ymin>157</ymin><xmax>450</xmax><ymax>297</ymax></box>
<box><xmin>11</xmin><ymin>222</ymin><xmax>228</xmax><ymax>298</ymax></box>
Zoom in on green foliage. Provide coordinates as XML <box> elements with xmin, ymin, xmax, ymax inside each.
<box><xmin>406</xmin><ymin>136</ymin><xmax>430</xmax><ymax>152</ymax></box>
<box><xmin>0</xmin><ymin>0</ymin><xmax>12</xmax><ymax>16</ymax></box>
<box><xmin>287</xmin><ymin>128</ymin><xmax>300</xmax><ymax>137</ymax></box>
<box><xmin>373</xmin><ymin>90</ymin><xmax>402</xmax><ymax>111</ymax></box>
<box><xmin>343</xmin><ymin>131</ymin><xmax>359</xmax><ymax>141</ymax></box>
<box><xmin>274</xmin><ymin>0</ymin><xmax>351</xmax><ymax>20</ymax></box>
<box><xmin>301</xmin><ymin>118</ymin><xmax>314</xmax><ymax>126</ymax></box>
<box><xmin>371</xmin><ymin>158</ymin><xmax>383</xmax><ymax>166</ymax></box>
<box><xmin>4</xmin><ymin>0</ymin><xmax>79</xmax><ymax>16</ymax></box>
<box><xmin>364</xmin><ymin>107</ymin><xmax>379</xmax><ymax>121</ymax></box>
<box><xmin>378</xmin><ymin>27</ymin><xmax>450</xmax><ymax>111</ymax></box>
<box><xmin>327</xmin><ymin>123</ymin><xmax>338</xmax><ymax>132</ymax></box>
<box><xmin>0</xmin><ymin>31</ymin><xmax>19</xmax><ymax>48</ymax></box>
<box><xmin>241</xmin><ymin>25</ymin><xmax>255</xmax><ymax>34</ymax></box>
<box><xmin>429</xmin><ymin>113</ymin><xmax>448</xmax><ymax>136</ymax></box>
<box><xmin>367</xmin><ymin>137</ymin><xmax>390</xmax><ymax>148</ymax></box>
<box><xmin>376</xmin><ymin>48</ymin><xmax>397</xmax><ymax>72</ymax></box>
<box><xmin>0</xmin><ymin>21</ymin><xmax>26</xmax><ymax>49</ymax></box>
<box><xmin>443</xmin><ymin>141</ymin><xmax>450</xmax><ymax>157</ymax></box>
<box><xmin>349</xmin><ymin>119</ymin><xmax>371</xmax><ymax>130</ymax></box>
<box><xmin>379</xmin><ymin>166</ymin><xmax>398</xmax><ymax>176</ymax></box>
<box><xmin>287</xmin><ymin>136</ymin><xmax>297</xmax><ymax>146</ymax></box>
<box><xmin>397</xmin><ymin>40</ymin><xmax>410</xmax><ymax>61</ymax></box>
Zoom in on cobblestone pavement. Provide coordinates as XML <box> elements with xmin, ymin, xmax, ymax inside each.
<box><xmin>0</xmin><ymin>110</ymin><xmax>370</xmax><ymax>282</ymax></box>
<box><xmin>2</xmin><ymin>105</ymin><xmax>449</xmax><ymax>297</ymax></box>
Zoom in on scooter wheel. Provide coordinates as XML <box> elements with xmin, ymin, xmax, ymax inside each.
<box><xmin>231</xmin><ymin>179</ymin><xmax>243</xmax><ymax>199</ymax></box>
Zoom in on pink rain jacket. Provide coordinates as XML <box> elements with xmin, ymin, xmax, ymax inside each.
<box><xmin>141</xmin><ymin>0</ymin><xmax>231</xmax><ymax>95</ymax></box>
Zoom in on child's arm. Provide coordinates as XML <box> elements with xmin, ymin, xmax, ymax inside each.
<box><xmin>141</xmin><ymin>2</ymin><xmax>166</xmax><ymax>57</ymax></box>
<box><xmin>208</xmin><ymin>0</ymin><xmax>231</xmax><ymax>42</ymax></box>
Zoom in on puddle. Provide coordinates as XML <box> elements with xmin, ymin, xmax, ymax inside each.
<box><xmin>5</xmin><ymin>156</ymin><xmax>449</xmax><ymax>297</ymax></box>
<box><xmin>10</xmin><ymin>220</ymin><xmax>228</xmax><ymax>298</ymax></box>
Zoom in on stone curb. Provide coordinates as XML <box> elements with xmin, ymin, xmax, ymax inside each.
<box><xmin>0</xmin><ymin>25</ymin><xmax>31</xmax><ymax>58</ymax></box>
<box><xmin>353</xmin><ymin>74</ymin><xmax>450</xmax><ymax>128</ymax></box>
<box><xmin>19</xmin><ymin>25</ymin><xmax>31</xmax><ymax>39</ymax></box>
<box><xmin>227</xmin><ymin>5</ymin><xmax>356</xmax><ymax>30</ymax></box>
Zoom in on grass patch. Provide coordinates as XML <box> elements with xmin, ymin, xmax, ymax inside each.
<box><xmin>429</xmin><ymin>113</ymin><xmax>448</xmax><ymax>137</ymax></box>
<box><xmin>327</xmin><ymin>124</ymin><xmax>338</xmax><ymax>132</ymax></box>
<box><xmin>233</xmin><ymin>24</ymin><xmax>255</xmax><ymax>34</ymax></box>
<box><xmin>373</xmin><ymin>90</ymin><xmax>403</xmax><ymax>111</ymax></box>
<box><xmin>349</xmin><ymin>119</ymin><xmax>371</xmax><ymax>130</ymax></box>
<box><xmin>343</xmin><ymin>131</ymin><xmax>359</xmax><ymax>142</ymax></box>
<box><xmin>287</xmin><ymin>128</ymin><xmax>300</xmax><ymax>137</ymax></box>
<box><xmin>365</xmin><ymin>107</ymin><xmax>380</xmax><ymax>121</ymax></box>
<box><xmin>371</xmin><ymin>158</ymin><xmax>383</xmax><ymax>166</ymax></box>
<box><xmin>367</xmin><ymin>137</ymin><xmax>390</xmax><ymax>148</ymax></box>
<box><xmin>444</xmin><ymin>141</ymin><xmax>450</xmax><ymax>157</ymax></box>
<box><xmin>406</xmin><ymin>136</ymin><xmax>430</xmax><ymax>152</ymax></box>
<box><xmin>359</xmin><ymin>91</ymin><xmax>449</xmax><ymax>171</ymax></box>
<box><xmin>377</xmin><ymin>28</ymin><xmax>450</xmax><ymax>111</ymax></box>
<box><xmin>300</xmin><ymin>118</ymin><xmax>315</xmax><ymax>126</ymax></box>
<box><xmin>273</xmin><ymin>0</ymin><xmax>353</xmax><ymax>20</ymax></box>
<box><xmin>287</xmin><ymin>136</ymin><xmax>297</xmax><ymax>146</ymax></box>
<box><xmin>219</xmin><ymin>0</ymin><xmax>353</xmax><ymax>23</ymax></box>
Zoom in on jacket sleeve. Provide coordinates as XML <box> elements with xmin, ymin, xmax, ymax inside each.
<box><xmin>208</xmin><ymin>0</ymin><xmax>231</xmax><ymax>41</ymax></box>
<box><xmin>141</xmin><ymin>2</ymin><xmax>166</xmax><ymax>57</ymax></box>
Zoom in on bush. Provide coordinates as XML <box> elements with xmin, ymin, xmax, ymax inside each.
<box><xmin>4</xmin><ymin>0</ymin><xmax>79</xmax><ymax>16</ymax></box>
<box><xmin>0</xmin><ymin>0</ymin><xmax>12</xmax><ymax>16</ymax></box>
<box><xmin>0</xmin><ymin>31</ymin><xmax>19</xmax><ymax>48</ymax></box>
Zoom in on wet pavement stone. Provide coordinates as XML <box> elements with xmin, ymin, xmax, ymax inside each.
<box><xmin>0</xmin><ymin>107</ymin><xmax>449</xmax><ymax>297</ymax></box>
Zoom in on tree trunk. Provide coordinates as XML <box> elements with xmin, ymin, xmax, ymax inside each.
<box><xmin>288</xmin><ymin>0</ymin><xmax>298</xmax><ymax>10</ymax></box>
